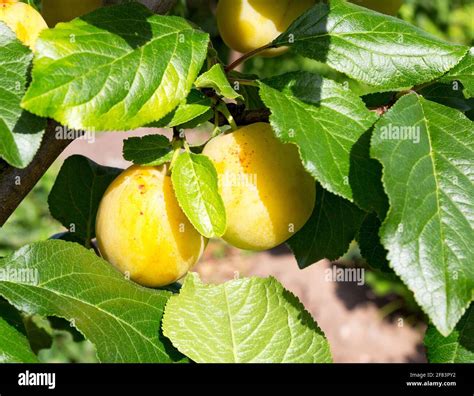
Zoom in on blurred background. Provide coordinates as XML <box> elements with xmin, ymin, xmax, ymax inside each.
<box><xmin>2</xmin><ymin>0</ymin><xmax>473</xmax><ymax>363</ymax></box>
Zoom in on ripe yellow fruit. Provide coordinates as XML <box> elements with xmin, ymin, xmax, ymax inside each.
<box><xmin>96</xmin><ymin>165</ymin><xmax>208</xmax><ymax>288</ymax></box>
<box><xmin>0</xmin><ymin>0</ymin><xmax>48</xmax><ymax>50</ymax></box>
<box><xmin>203</xmin><ymin>123</ymin><xmax>316</xmax><ymax>251</ymax></box>
<box><xmin>41</xmin><ymin>0</ymin><xmax>102</xmax><ymax>27</ymax></box>
<box><xmin>216</xmin><ymin>0</ymin><xmax>315</xmax><ymax>57</ymax></box>
<box><xmin>350</xmin><ymin>0</ymin><xmax>403</xmax><ymax>16</ymax></box>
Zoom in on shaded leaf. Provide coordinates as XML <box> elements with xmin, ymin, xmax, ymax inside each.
<box><xmin>48</xmin><ymin>155</ymin><xmax>122</xmax><ymax>245</ymax></box>
<box><xmin>349</xmin><ymin>130</ymin><xmax>388</xmax><ymax>218</ymax></box>
<box><xmin>441</xmin><ymin>48</ymin><xmax>474</xmax><ymax>98</ymax></box>
<box><xmin>288</xmin><ymin>184</ymin><xmax>366</xmax><ymax>268</ymax></box>
<box><xmin>123</xmin><ymin>134</ymin><xmax>172</xmax><ymax>166</ymax></box>
<box><xmin>418</xmin><ymin>82</ymin><xmax>474</xmax><ymax>113</ymax></box>
<box><xmin>0</xmin><ymin>316</ymin><xmax>38</xmax><ymax>363</ymax></box>
<box><xmin>228</xmin><ymin>71</ymin><xmax>265</xmax><ymax>110</ymax></box>
<box><xmin>356</xmin><ymin>212</ymin><xmax>390</xmax><ymax>272</ymax></box>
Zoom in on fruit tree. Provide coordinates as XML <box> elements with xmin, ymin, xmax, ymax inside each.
<box><xmin>0</xmin><ymin>0</ymin><xmax>472</xmax><ymax>365</ymax></box>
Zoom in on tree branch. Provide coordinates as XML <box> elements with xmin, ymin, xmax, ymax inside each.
<box><xmin>0</xmin><ymin>121</ymin><xmax>82</xmax><ymax>226</ymax></box>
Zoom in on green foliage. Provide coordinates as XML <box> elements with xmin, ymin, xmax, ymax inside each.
<box><xmin>371</xmin><ymin>94</ymin><xmax>474</xmax><ymax>336</ymax></box>
<box><xmin>441</xmin><ymin>48</ymin><xmax>474</xmax><ymax>98</ymax></box>
<box><xmin>0</xmin><ymin>299</ymin><xmax>37</xmax><ymax>362</ymax></box>
<box><xmin>0</xmin><ymin>0</ymin><xmax>473</xmax><ymax>364</ymax></box>
<box><xmin>349</xmin><ymin>130</ymin><xmax>388</xmax><ymax>218</ymax></box>
<box><xmin>259</xmin><ymin>71</ymin><xmax>378</xmax><ymax>201</ymax></box>
<box><xmin>425</xmin><ymin>303</ymin><xmax>474</xmax><ymax>363</ymax></box>
<box><xmin>163</xmin><ymin>273</ymin><xmax>332</xmax><ymax>363</ymax></box>
<box><xmin>356</xmin><ymin>213</ymin><xmax>390</xmax><ymax>271</ymax></box>
<box><xmin>21</xmin><ymin>3</ymin><xmax>210</xmax><ymax>131</ymax></box>
<box><xmin>195</xmin><ymin>64</ymin><xmax>242</xmax><ymax>100</ymax></box>
<box><xmin>0</xmin><ymin>23</ymin><xmax>45</xmax><ymax>168</ymax></box>
<box><xmin>288</xmin><ymin>184</ymin><xmax>366</xmax><ymax>268</ymax></box>
<box><xmin>401</xmin><ymin>0</ymin><xmax>474</xmax><ymax>46</ymax></box>
<box><xmin>0</xmin><ymin>169</ymin><xmax>62</xmax><ymax>257</ymax></box>
<box><xmin>123</xmin><ymin>134</ymin><xmax>173</xmax><ymax>166</ymax></box>
<box><xmin>0</xmin><ymin>316</ymin><xmax>37</xmax><ymax>363</ymax></box>
<box><xmin>0</xmin><ymin>240</ymin><xmax>184</xmax><ymax>363</ymax></box>
<box><xmin>275</xmin><ymin>0</ymin><xmax>468</xmax><ymax>90</ymax></box>
<box><xmin>151</xmin><ymin>89</ymin><xmax>213</xmax><ymax>129</ymax></box>
<box><xmin>38</xmin><ymin>331</ymin><xmax>98</xmax><ymax>363</ymax></box>
<box><xmin>48</xmin><ymin>155</ymin><xmax>122</xmax><ymax>246</ymax></box>
<box><xmin>171</xmin><ymin>152</ymin><xmax>226</xmax><ymax>238</ymax></box>
<box><xmin>418</xmin><ymin>82</ymin><xmax>474</xmax><ymax>112</ymax></box>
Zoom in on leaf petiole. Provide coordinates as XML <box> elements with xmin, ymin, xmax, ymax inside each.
<box><xmin>216</xmin><ymin>102</ymin><xmax>238</xmax><ymax>131</ymax></box>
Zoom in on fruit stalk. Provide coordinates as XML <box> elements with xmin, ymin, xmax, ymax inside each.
<box><xmin>224</xmin><ymin>44</ymin><xmax>273</xmax><ymax>72</ymax></box>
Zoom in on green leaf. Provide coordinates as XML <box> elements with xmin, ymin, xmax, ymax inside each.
<box><xmin>356</xmin><ymin>213</ymin><xmax>390</xmax><ymax>272</ymax></box>
<box><xmin>195</xmin><ymin>64</ymin><xmax>242</xmax><ymax>100</ymax></box>
<box><xmin>362</xmin><ymin>92</ymin><xmax>396</xmax><ymax>108</ymax></box>
<box><xmin>162</xmin><ymin>273</ymin><xmax>332</xmax><ymax>363</ymax></box>
<box><xmin>0</xmin><ymin>298</ymin><xmax>37</xmax><ymax>362</ymax></box>
<box><xmin>21</xmin><ymin>3</ymin><xmax>209</xmax><ymax>131</ymax></box>
<box><xmin>171</xmin><ymin>152</ymin><xmax>226</xmax><ymax>238</ymax></box>
<box><xmin>441</xmin><ymin>48</ymin><xmax>474</xmax><ymax>98</ymax></box>
<box><xmin>349</xmin><ymin>130</ymin><xmax>388</xmax><ymax>218</ymax></box>
<box><xmin>274</xmin><ymin>0</ymin><xmax>468</xmax><ymax>90</ymax></box>
<box><xmin>288</xmin><ymin>184</ymin><xmax>366</xmax><ymax>268</ymax></box>
<box><xmin>0</xmin><ymin>23</ymin><xmax>45</xmax><ymax>168</ymax></box>
<box><xmin>48</xmin><ymin>155</ymin><xmax>122</xmax><ymax>245</ymax></box>
<box><xmin>0</xmin><ymin>316</ymin><xmax>38</xmax><ymax>363</ymax></box>
<box><xmin>0</xmin><ymin>298</ymin><xmax>25</xmax><ymax>331</ymax></box>
<box><xmin>371</xmin><ymin>94</ymin><xmax>474</xmax><ymax>336</ymax></box>
<box><xmin>259</xmin><ymin>71</ymin><xmax>378</xmax><ymax>201</ymax></box>
<box><xmin>23</xmin><ymin>315</ymin><xmax>54</xmax><ymax>354</ymax></box>
<box><xmin>228</xmin><ymin>71</ymin><xmax>264</xmax><ymax>110</ymax></box>
<box><xmin>425</xmin><ymin>304</ymin><xmax>474</xmax><ymax>363</ymax></box>
<box><xmin>123</xmin><ymin>134</ymin><xmax>173</xmax><ymax>166</ymax></box>
<box><xmin>418</xmin><ymin>83</ymin><xmax>474</xmax><ymax>113</ymax></box>
<box><xmin>151</xmin><ymin>89</ymin><xmax>213</xmax><ymax>129</ymax></box>
<box><xmin>0</xmin><ymin>240</ymin><xmax>184</xmax><ymax>363</ymax></box>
